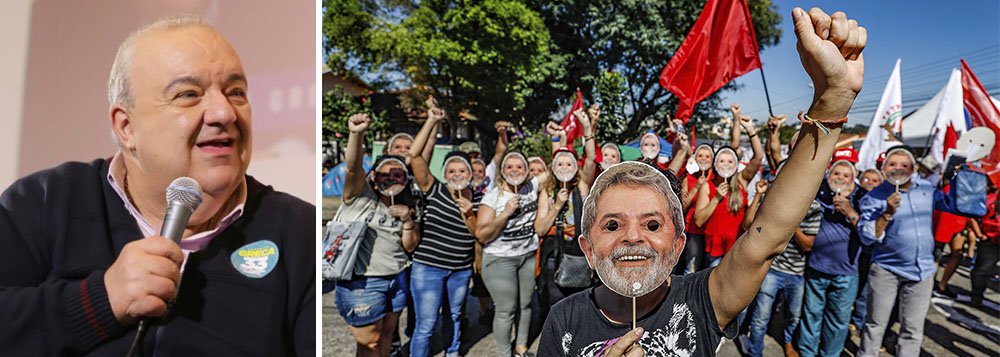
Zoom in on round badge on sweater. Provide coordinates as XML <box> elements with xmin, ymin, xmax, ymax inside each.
<box><xmin>231</xmin><ymin>240</ymin><xmax>280</xmax><ymax>278</ymax></box>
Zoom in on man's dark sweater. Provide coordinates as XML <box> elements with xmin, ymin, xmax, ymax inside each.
<box><xmin>0</xmin><ymin>159</ymin><xmax>315</xmax><ymax>356</ymax></box>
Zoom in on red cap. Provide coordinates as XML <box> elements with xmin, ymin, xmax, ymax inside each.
<box><xmin>832</xmin><ymin>147</ymin><xmax>859</xmax><ymax>164</ymax></box>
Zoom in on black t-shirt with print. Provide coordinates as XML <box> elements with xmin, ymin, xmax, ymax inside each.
<box><xmin>538</xmin><ymin>268</ymin><xmax>736</xmax><ymax>356</ymax></box>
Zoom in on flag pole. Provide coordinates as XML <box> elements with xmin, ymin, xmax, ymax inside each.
<box><xmin>759</xmin><ymin>68</ymin><xmax>775</xmax><ymax>117</ymax></box>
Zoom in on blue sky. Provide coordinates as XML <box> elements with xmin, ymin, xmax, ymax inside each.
<box><xmin>723</xmin><ymin>0</ymin><xmax>999</xmax><ymax>126</ymax></box>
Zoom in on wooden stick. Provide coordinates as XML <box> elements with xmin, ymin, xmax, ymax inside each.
<box><xmin>631</xmin><ymin>281</ymin><xmax>641</xmax><ymax>330</ymax></box>
<box><xmin>632</xmin><ymin>295</ymin><xmax>636</xmax><ymax>330</ymax></box>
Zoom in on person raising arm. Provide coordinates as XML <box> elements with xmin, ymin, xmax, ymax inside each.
<box><xmin>709</xmin><ymin>7</ymin><xmax>866</xmax><ymax>330</ymax></box>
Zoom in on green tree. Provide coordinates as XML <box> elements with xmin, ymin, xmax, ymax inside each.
<box><xmin>526</xmin><ymin>0</ymin><xmax>782</xmax><ymax>142</ymax></box>
<box><xmin>324</xmin><ymin>0</ymin><xmax>564</xmax><ymax>123</ymax></box>
<box><xmin>325</xmin><ymin>0</ymin><xmax>783</xmax><ymax>145</ymax></box>
<box><xmin>322</xmin><ymin>87</ymin><xmax>388</xmax><ymax>143</ymax></box>
<box><xmin>507</xmin><ymin>128</ymin><xmax>553</xmax><ymax>163</ymax></box>
<box><xmin>593</xmin><ymin>70</ymin><xmax>628</xmax><ymax>144</ymax></box>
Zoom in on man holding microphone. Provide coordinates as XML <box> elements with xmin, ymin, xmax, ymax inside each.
<box><xmin>0</xmin><ymin>16</ymin><xmax>314</xmax><ymax>356</ymax></box>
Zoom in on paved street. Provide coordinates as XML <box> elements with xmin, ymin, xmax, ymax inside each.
<box><xmin>324</xmin><ymin>262</ymin><xmax>999</xmax><ymax>356</ymax></box>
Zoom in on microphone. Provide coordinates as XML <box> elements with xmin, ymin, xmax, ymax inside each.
<box><xmin>160</xmin><ymin>177</ymin><xmax>204</xmax><ymax>243</ymax></box>
<box><xmin>127</xmin><ymin>177</ymin><xmax>203</xmax><ymax>357</ymax></box>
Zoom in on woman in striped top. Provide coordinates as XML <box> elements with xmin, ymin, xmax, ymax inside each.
<box><xmin>406</xmin><ymin>107</ymin><xmax>479</xmax><ymax>357</ymax></box>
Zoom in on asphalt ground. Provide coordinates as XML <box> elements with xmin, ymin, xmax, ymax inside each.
<box><xmin>323</xmin><ymin>198</ymin><xmax>998</xmax><ymax>356</ymax></box>
<box><xmin>324</xmin><ymin>262</ymin><xmax>998</xmax><ymax>356</ymax></box>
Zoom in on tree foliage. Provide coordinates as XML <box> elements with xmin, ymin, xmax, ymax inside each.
<box><xmin>527</xmin><ymin>0</ymin><xmax>782</xmax><ymax>142</ymax></box>
<box><xmin>324</xmin><ymin>0</ymin><xmax>563</xmax><ymax>122</ymax></box>
<box><xmin>507</xmin><ymin>128</ymin><xmax>554</xmax><ymax>163</ymax></box>
<box><xmin>322</xmin><ymin>87</ymin><xmax>388</xmax><ymax>143</ymax></box>
<box><xmin>324</xmin><ymin>0</ymin><xmax>783</xmax><ymax>144</ymax></box>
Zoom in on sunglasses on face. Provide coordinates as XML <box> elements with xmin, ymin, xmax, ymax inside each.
<box><xmin>375</xmin><ymin>169</ymin><xmax>407</xmax><ymax>182</ymax></box>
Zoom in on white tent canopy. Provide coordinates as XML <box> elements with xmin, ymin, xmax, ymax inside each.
<box><xmin>901</xmin><ymin>73</ymin><xmax>998</xmax><ymax>149</ymax></box>
<box><xmin>901</xmin><ymin>78</ymin><xmax>948</xmax><ymax>148</ymax></box>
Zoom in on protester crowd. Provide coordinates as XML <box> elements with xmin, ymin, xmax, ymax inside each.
<box><xmin>328</xmin><ymin>8</ymin><xmax>997</xmax><ymax>357</ymax></box>
<box><xmin>330</xmin><ymin>91</ymin><xmax>997</xmax><ymax>356</ymax></box>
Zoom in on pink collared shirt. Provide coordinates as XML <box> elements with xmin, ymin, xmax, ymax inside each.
<box><xmin>106</xmin><ymin>153</ymin><xmax>246</xmax><ymax>252</ymax></box>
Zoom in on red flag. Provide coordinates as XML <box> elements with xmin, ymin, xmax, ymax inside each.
<box><xmin>560</xmin><ymin>88</ymin><xmax>584</xmax><ymax>143</ymax></box>
<box><xmin>961</xmin><ymin>59</ymin><xmax>1000</xmax><ymax>165</ymax></box>
<box><xmin>943</xmin><ymin>123</ymin><xmax>958</xmax><ymax>159</ymax></box>
<box><xmin>660</xmin><ymin>0</ymin><xmax>762</xmax><ymax>122</ymax></box>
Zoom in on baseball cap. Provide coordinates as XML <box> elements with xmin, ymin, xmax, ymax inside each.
<box><xmin>458</xmin><ymin>141</ymin><xmax>481</xmax><ymax>154</ymax></box>
<box><xmin>832</xmin><ymin>147</ymin><xmax>859</xmax><ymax>164</ymax></box>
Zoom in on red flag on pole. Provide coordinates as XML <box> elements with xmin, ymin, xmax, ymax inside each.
<box><xmin>560</xmin><ymin>88</ymin><xmax>584</xmax><ymax>143</ymax></box>
<box><xmin>961</xmin><ymin>59</ymin><xmax>1000</xmax><ymax>165</ymax></box>
<box><xmin>660</xmin><ymin>0</ymin><xmax>762</xmax><ymax>122</ymax></box>
<box><xmin>943</xmin><ymin>123</ymin><xmax>958</xmax><ymax>159</ymax></box>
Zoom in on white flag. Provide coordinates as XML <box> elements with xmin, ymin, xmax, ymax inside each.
<box><xmin>929</xmin><ymin>68</ymin><xmax>967</xmax><ymax>165</ymax></box>
<box><xmin>857</xmin><ymin>59</ymin><xmax>903</xmax><ymax>171</ymax></box>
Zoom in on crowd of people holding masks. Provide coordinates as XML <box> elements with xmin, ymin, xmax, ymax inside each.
<box><xmin>329</xmin><ymin>7</ymin><xmax>997</xmax><ymax>356</ymax></box>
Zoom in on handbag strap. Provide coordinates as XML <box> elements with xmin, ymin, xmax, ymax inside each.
<box><xmin>555</xmin><ymin>224</ymin><xmax>564</xmax><ymax>264</ymax></box>
<box><xmin>572</xmin><ymin>188</ymin><xmax>583</xmax><ymax>232</ymax></box>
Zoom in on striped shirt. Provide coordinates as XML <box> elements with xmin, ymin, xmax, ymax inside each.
<box><xmin>772</xmin><ymin>200</ymin><xmax>822</xmax><ymax>275</ymax></box>
<box><xmin>413</xmin><ymin>181</ymin><xmax>479</xmax><ymax>270</ymax></box>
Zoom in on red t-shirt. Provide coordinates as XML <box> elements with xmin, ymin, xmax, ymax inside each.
<box><xmin>705</xmin><ymin>184</ymin><xmax>747</xmax><ymax>257</ymax></box>
<box><xmin>983</xmin><ymin>192</ymin><xmax>999</xmax><ymax>243</ymax></box>
<box><xmin>682</xmin><ymin>171</ymin><xmax>712</xmax><ymax>235</ymax></box>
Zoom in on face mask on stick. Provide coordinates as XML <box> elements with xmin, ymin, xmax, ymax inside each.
<box><xmin>553</xmin><ymin>152</ymin><xmax>579</xmax><ymax>188</ymax></box>
<box><xmin>714</xmin><ymin>148</ymin><xmax>739</xmax><ymax>179</ymax></box>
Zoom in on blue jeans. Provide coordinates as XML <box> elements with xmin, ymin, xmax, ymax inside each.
<box><xmin>798</xmin><ymin>269</ymin><xmax>859</xmax><ymax>357</ymax></box>
<box><xmin>748</xmin><ymin>269</ymin><xmax>805</xmax><ymax>357</ymax></box>
<box><xmin>851</xmin><ymin>280</ymin><xmax>869</xmax><ymax>328</ymax></box>
<box><xmin>409</xmin><ymin>262</ymin><xmax>472</xmax><ymax>357</ymax></box>
<box><xmin>334</xmin><ymin>273</ymin><xmax>408</xmax><ymax>327</ymax></box>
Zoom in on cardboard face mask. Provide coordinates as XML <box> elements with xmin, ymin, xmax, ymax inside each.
<box><xmin>501</xmin><ymin>153</ymin><xmax>528</xmax><ymax>188</ymax></box>
<box><xmin>887</xmin><ymin>169</ymin><xmax>910</xmax><ymax>187</ymax></box>
<box><xmin>446</xmin><ymin>175</ymin><xmax>470</xmax><ymax>191</ymax></box>
<box><xmin>503</xmin><ymin>171</ymin><xmax>526</xmax><ymax>187</ymax></box>
<box><xmin>640</xmin><ymin>134</ymin><xmax>660</xmax><ymax>160</ymax></box>
<box><xmin>553</xmin><ymin>153</ymin><xmax>579</xmax><ymax>183</ymax></box>
<box><xmin>714</xmin><ymin>149</ymin><xmax>738</xmax><ymax>179</ymax></box>
<box><xmin>444</xmin><ymin>157</ymin><xmax>472</xmax><ymax>191</ymax></box>
<box><xmin>378</xmin><ymin>182</ymin><xmax>405</xmax><ymax>196</ymax></box>
<box><xmin>829</xmin><ymin>177</ymin><xmax>850</xmax><ymax>194</ymax></box>
<box><xmin>592</xmin><ymin>243</ymin><xmax>671</xmax><ymax>298</ymax></box>
<box><xmin>694</xmin><ymin>145</ymin><xmax>714</xmax><ymax>172</ymax></box>
<box><xmin>375</xmin><ymin>167</ymin><xmax>407</xmax><ymax>196</ymax></box>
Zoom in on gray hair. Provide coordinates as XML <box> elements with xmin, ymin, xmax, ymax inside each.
<box><xmin>581</xmin><ymin>162</ymin><xmax>685</xmax><ymax>242</ymax></box>
<box><xmin>385</xmin><ymin>133</ymin><xmax>414</xmax><ymax>154</ymax></box>
<box><xmin>443</xmin><ymin>155</ymin><xmax>471</xmax><ymax>173</ymax></box>
<box><xmin>861</xmin><ymin>168</ymin><xmax>884</xmax><ymax>180</ymax></box>
<box><xmin>884</xmin><ymin>147</ymin><xmax>916</xmax><ymax>168</ymax></box>
<box><xmin>495</xmin><ymin>151</ymin><xmax>528</xmax><ymax>191</ymax></box>
<box><xmin>830</xmin><ymin>160</ymin><xmax>858</xmax><ymax>178</ymax></box>
<box><xmin>108</xmin><ymin>14</ymin><xmax>214</xmax><ymax>149</ymax></box>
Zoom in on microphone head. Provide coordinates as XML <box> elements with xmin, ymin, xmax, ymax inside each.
<box><xmin>166</xmin><ymin>177</ymin><xmax>204</xmax><ymax>211</ymax></box>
